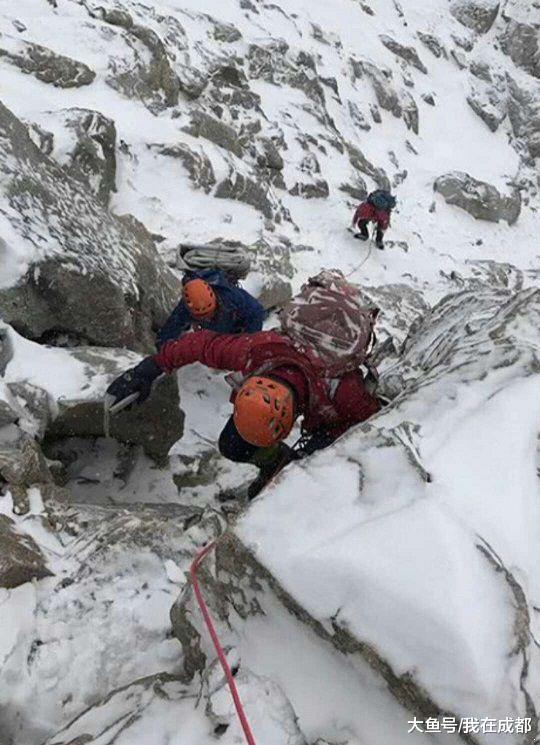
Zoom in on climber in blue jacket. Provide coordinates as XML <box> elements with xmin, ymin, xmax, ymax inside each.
<box><xmin>156</xmin><ymin>269</ymin><xmax>265</xmax><ymax>349</ymax></box>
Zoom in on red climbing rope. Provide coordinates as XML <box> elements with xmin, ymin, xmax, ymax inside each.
<box><xmin>190</xmin><ymin>540</ymin><xmax>257</xmax><ymax>745</ymax></box>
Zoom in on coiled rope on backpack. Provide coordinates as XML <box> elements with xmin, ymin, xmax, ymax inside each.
<box><xmin>177</xmin><ymin>243</ymin><xmax>251</xmax><ymax>279</ymax></box>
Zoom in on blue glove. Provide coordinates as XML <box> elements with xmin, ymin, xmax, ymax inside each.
<box><xmin>106</xmin><ymin>357</ymin><xmax>162</xmax><ymax>409</ymax></box>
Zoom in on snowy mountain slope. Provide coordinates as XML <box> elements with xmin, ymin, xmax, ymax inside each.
<box><xmin>0</xmin><ymin>0</ymin><xmax>539</xmax><ymax>743</ymax></box>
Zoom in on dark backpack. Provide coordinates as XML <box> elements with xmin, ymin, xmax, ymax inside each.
<box><xmin>280</xmin><ymin>269</ymin><xmax>379</xmax><ymax>377</ymax></box>
<box><xmin>367</xmin><ymin>190</ymin><xmax>396</xmax><ymax>211</ymax></box>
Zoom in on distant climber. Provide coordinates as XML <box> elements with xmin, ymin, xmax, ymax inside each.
<box><xmin>352</xmin><ymin>190</ymin><xmax>396</xmax><ymax>250</ymax></box>
<box><xmin>106</xmin><ymin>270</ymin><xmax>381</xmax><ymax>501</ymax></box>
<box><xmin>156</xmin><ymin>269</ymin><xmax>265</xmax><ymax>348</ymax></box>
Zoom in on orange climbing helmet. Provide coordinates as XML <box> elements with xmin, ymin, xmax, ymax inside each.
<box><xmin>183</xmin><ymin>279</ymin><xmax>217</xmax><ymax>319</ymax></box>
<box><xmin>233</xmin><ymin>376</ymin><xmax>295</xmax><ymax>448</ymax></box>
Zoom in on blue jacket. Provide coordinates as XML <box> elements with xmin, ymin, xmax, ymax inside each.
<box><xmin>156</xmin><ymin>269</ymin><xmax>265</xmax><ymax>348</ymax></box>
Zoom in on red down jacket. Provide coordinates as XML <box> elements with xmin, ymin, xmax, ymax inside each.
<box><xmin>353</xmin><ymin>201</ymin><xmax>391</xmax><ymax>231</ymax></box>
<box><xmin>154</xmin><ymin>330</ymin><xmax>380</xmax><ymax>439</ymax></box>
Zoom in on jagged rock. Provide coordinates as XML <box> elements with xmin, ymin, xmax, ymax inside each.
<box><xmin>49</xmin><ymin>109</ymin><xmax>117</xmax><ymax>205</ymax></box>
<box><xmin>255</xmin><ymin>137</ymin><xmax>284</xmax><ymax>171</ymax></box>
<box><xmin>467</xmin><ymin>84</ymin><xmax>506</xmax><ymax>132</ymax></box>
<box><xmin>248</xmin><ymin>41</ymin><xmax>326</xmax><ymax>106</ymax></box>
<box><xmin>452</xmin><ymin>30</ymin><xmax>476</xmax><ymax>52</ymax></box>
<box><xmin>361</xmin><ymin>62</ymin><xmax>403</xmax><ymax>118</ymax></box>
<box><xmin>506</xmin><ymin>76</ymin><xmax>540</xmax><ymax>158</ymax></box>
<box><xmin>299</xmin><ymin>152</ymin><xmax>321</xmax><ymax>174</ymax></box>
<box><xmin>0</xmin><ymin>35</ymin><xmax>95</xmax><ymax>88</ymax></box>
<box><xmin>339</xmin><ymin>178</ymin><xmax>368</xmax><ymax>202</ymax></box>
<box><xmin>0</xmin><ymin>437</ymin><xmax>53</xmax><ymax>488</ymax></box>
<box><xmin>417</xmin><ymin>32</ymin><xmax>446</xmax><ymax>59</ymax></box>
<box><xmin>0</xmin><ymin>102</ymin><xmax>181</xmax><ymax>351</ymax></box>
<box><xmin>421</xmin><ymin>92</ymin><xmax>436</xmax><ymax>105</ymax></box>
<box><xmin>290</xmin><ymin>179</ymin><xmax>329</xmax><ymax>199</ymax></box>
<box><xmin>149</xmin><ymin>143</ymin><xmax>216</xmax><ymax>193</ymax></box>
<box><xmin>451</xmin><ymin>49</ymin><xmax>469</xmax><ymax>69</ymax></box>
<box><xmin>348</xmin><ymin>101</ymin><xmax>371</xmax><ymax>131</ymax></box>
<box><xmin>183</xmin><ymin>110</ymin><xmax>242</xmax><ymax>156</ymax></box>
<box><xmin>215</xmin><ymin>171</ymin><xmax>273</xmax><ymax>217</ymax></box>
<box><xmin>401</xmin><ymin>90</ymin><xmax>419</xmax><ymax>133</ymax></box>
<box><xmin>379</xmin><ymin>35</ymin><xmax>428</xmax><ymax>73</ymax></box>
<box><xmin>44</xmin><ymin>346</ymin><xmax>183</xmax><ymax>463</ymax></box>
<box><xmin>0</xmin><ymin>515</ymin><xmax>52</xmax><ymax>588</ymax></box>
<box><xmin>500</xmin><ymin>16</ymin><xmax>540</xmax><ymax>79</ymax></box>
<box><xmin>212</xmin><ymin>20</ymin><xmax>242</xmax><ymax>43</ymax></box>
<box><xmin>450</xmin><ymin>0</ymin><xmax>500</xmax><ymax>33</ymax></box>
<box><xmin>248</xmin><ymin>39</ymin><xmax>289</xmax><ymax>81</ymax></box>
<box><xmin>434</xmin><ymin>171</ymin><xmax>521</xmax><ymax>225</ymax></box>
<box><xmin>177</xmin><ymin>64</ymin><xmax>208</xmax><ymax>99</ymax></box>
<box><xmin>7</xmin><ymin>382</ymin><xmax>50</xmax><ymax>440</ymax></box>
<box><xmin>27</xmin><ymin>122</ymin><xmax>54</xmax><ymax>156</ymax></box>
<box><xmin>93</xmin><ymin>7</ymin><xmax>180</xmax><ymax>110</ymax></box>
<box><xmin>470</xmin><ymin>60</ymin><xmax>493</xmax><ymax>82</ymax></box>
<box><xmin>370</xmin><ymin>104</ymin><xmax>382</xmax><ymax>123</ymax></box>
<box><xmin>346</xmin><ymin>143</ymin><xmax>391</xmax><ymax>191</ymax></box>
<box><xmin>256</xmin><ymin>277</ymin><xmax>293</xmax><ymax>310</ymax></box>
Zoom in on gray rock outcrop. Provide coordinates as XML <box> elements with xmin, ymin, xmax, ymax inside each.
<box><xmin>434</xmin><ymin>171</ymin><xmax>521</xmax><ymax>225</ymax></box>
<box><xmin>379</xmin><ymin>35</ymin><xmax>428</xmax><ymax>73</ymax></box>
<box><xmin>0</xmin><ymin>102</ymin><xmax>180</xmax><ymax>351</ymax></box>
<box><xmin>0</xmin><ymin>515</ymin><xmax>52</xmax><ymax>588</ymax></box>
<box><xmin>0</xmin><ymin>35</ymin><xmax>95</xmax><ymax>88</ymax></box>
<box><xmin>450</xmin><ymin>0</ymin><xmax>500</xmax><ymax>34</ymax></box>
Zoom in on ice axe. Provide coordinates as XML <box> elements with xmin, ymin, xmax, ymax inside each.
<box><xmin>102</xmin><ymin>392</ymin><xmax>140</xmax><ymax>438</ymax></box>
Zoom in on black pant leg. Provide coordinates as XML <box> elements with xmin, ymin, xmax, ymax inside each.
<box><xmin>357</xmin><ymin>219</ymin><xmax>369</xmax><ymax>238</ymax></box>
<box><xmin>218</xmin><ymin>416</ymin><xmax>259</xmax><ymax>463</ymax></box>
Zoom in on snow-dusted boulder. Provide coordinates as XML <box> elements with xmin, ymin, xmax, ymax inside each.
<box><xmin>450</xmin><ymin>0</ymin><xmax>500</xmax><ymax>34</ymax></box>
<box><xmin>434</xmin><ymin>171</ymin><xmax>521</xmax><ymax>225</ymax></box>
<box><xmin>1</xmin><ymin>326</ymin><xmax>183</xmax><ymax>463</ymax></box>
<box><xmin>0</xmin><ymin>102</ymin><xmax>181</xmax><ymax>351</ymax></box>
<box><xmin>467</xmin><ymin>82</ymin><xmax>507</xmax><ymax>132</ymax></box>
<box><xmin>0</xmin><ymin>34</ymin><xmax>95</xmax><ymax>88</ymax></box>
<box><xmin>0</xmin><ymin>514</ymin><xmax>52</xmax><ymax>588</ymax></box>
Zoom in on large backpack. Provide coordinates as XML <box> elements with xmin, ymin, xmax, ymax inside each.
<box><xmin>367</xmin><ymin>190</ymin><xmax>396</xmax><ymax>211</ymax></box>
<box><xmin>280</xmin><ymin>269</ymin><xmax>379</xmax><ymax>377</ymax></box>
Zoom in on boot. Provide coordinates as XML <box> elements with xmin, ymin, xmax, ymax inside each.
<box><xmin>354</xmin><ymin>220</ymin><xmax>370</xmax><ymax>241</ymax></box>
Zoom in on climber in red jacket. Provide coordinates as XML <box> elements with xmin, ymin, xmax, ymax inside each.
<box><xmin>352</xmin><ymin>190</ymin><xmax>396</xmax><ymax>249</ymax></box>
<box><xmin>105</xmin><ymin>330</ymin><xmax>380</xmax><ymax>499</ymax></box>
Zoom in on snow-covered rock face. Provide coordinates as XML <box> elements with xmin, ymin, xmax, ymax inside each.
<box><xmin>0</xmin><ymin>102</ymin><xmax>180</xmax><ymax>350</ymax></box>
<box><xmin>0</xmin><ymin>0</ymin><xmax>539</xmax><ymax>743</ymax></box>
<box><xmin>175</xmin><ymin>286</ymin><xmax>540</xmax><ymax>742</ymax></box>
